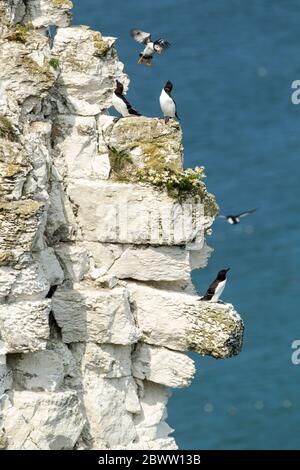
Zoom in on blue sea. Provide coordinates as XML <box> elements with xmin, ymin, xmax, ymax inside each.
<box><xmin>72</xmin><ymin>0</ymin><xmax>300</xmax><ymax>449</ymax></box>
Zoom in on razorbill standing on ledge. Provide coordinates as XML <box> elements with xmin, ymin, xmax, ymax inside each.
<box><xmin>200</xmin><ymin>268</ymin><xmax>230</xmax><ymax>302</ymax></box>
<box><xmin>159</xmin><ymin>80</ymin><xmax>179</xmax><ymax>123</ymax></box>
<box><xmin>130</xmin><ymin>29</ymin><xmax>171</xmax><ymax>66</ymax></box>
<box><xmin>112</xmin><ymin>81</ymin><xmax>141</xmax><ymax>118</ymax></box>
<box><xmin>219</xmin><ymin>208</ymin><xmax>257</xmax><ymax>225</ymax></box>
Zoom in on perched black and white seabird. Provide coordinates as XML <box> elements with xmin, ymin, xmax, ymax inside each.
<box><xmin>199</xmin><ymin>268</ymin><xmax>230</xmax><ymax>302</ymax></box>
<box><xmin>159</xmin><ymin>80</ymin><xmax>179</xmax><ymax>123</ymax></box>
<box><xmin>130</xmin><ymin>29</ymin><xmax>171</xmax><ymax>66</ymax></box>
<box><xmin>219</xmin><ymin>208</ymin><xmax>257</xmax><ymax>225</ymax></box>
<box><xmin>112</xmin><ymin>80</ymin><xmax>141</xmax><ymax>118</ymax></box>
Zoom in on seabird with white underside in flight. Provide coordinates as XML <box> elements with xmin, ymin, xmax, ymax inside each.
<box><xmin>199</xmin><ymin>269</ymin><xmax>230</xmax><ymax>302</ymax></box>
<box><xmin>219</xmin><ymin>208</ymin><xmax>257</xmax><ymax>225</ymax></box>
<box><xmin>112</xmin><ymin>80</ymin><xmax>141</xmax><ymax>118</ymax></box>
<box><xmin>130</xmin><ymin>29</ymin><xmax>171</xmax><ymax>66</ymax></box>
<box><xmin>159</xmin><ymin>80</ymin><xmax>179</xmax><ymax>123</ymax></box>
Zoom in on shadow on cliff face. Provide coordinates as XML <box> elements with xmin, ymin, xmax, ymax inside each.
<box><xmin>48</xmin><ymin>254</ymin><xmax>93</xmax><ymax>448</ymax></box>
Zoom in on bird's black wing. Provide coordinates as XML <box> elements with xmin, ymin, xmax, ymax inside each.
<box><xmin>154</xmin><ymin>38</ymin><xmax>171</xmax><ymax>50</ymax></box>
<box><xmin>201</xmin><ymin>279</ymin><xmax>218</xmax><ymax>301</ymax></box>
<box><xmin>237</xmin><ymin>208</ymin><xmax>257</xmax><ymax>218</ymax></box>
<box><xmin>175</xmin><ymin>101</ymin><xmax>180</xmax><ymax>120</ymax></box>
<box><xmin>130</xmin><ymin>29</ymin><xmax>152</xmax><ymax>44</ymax></box>
<box><xmin>120</xmin><ymin>95</ymin><xmax>141</xmax><ymax>116</ymax></box>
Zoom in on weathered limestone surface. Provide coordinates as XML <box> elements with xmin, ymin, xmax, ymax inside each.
<box><xmin>1</xmin><ymin>390</ymin><xmax>84</xmax><ymax>450</ymax></box>
<box><xmin>68</xmin><ymin>180</ymin><xmax>205</xmax><ymax>246</ymax></box>
<box><xmin>0</xmin><ymin>0</ymin><xmax>244</xmax><ymax>451</ymax></box>
<box><xmin>0</xmin><ymin>300</ymin><xmax>50</xmax><ymax>353</ymax></box>
<box><xmin>52</xmin><ymin>285</ymin><xmax>141</xmax><ymax>345</ymax></box>
<box><xmin>128</xmin><ymin>283</ymin><xmax>244</xmax><ymax>358</ymax></box>
<box><xmin>104</xmin><ymin>117</ymin><xmax>183</xmax><ymax>173</ymax></box>
<box><xmin>132</xmin><ymin>344</ymin><xmax>195</xmax><ymax>388</ymax></box>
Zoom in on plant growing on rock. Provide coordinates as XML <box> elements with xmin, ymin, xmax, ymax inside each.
<box><xmin>5</xmin><ymin>23</ymin><xmax>33</xmax><ymax>44</ymax></box>
<box><xmin>49</xmin><ymin>58</ymin><xmax>60</xmax><ymax>69</ymax></box>
<box><xmin>131</xmin><ymin>166</ymin><xmax>206</xmax><ymax>199</ymax></box>
<box><xmin>0</xmin><ymin>115</ymin><xmax>17</xmax><ymax>141</ymax></box>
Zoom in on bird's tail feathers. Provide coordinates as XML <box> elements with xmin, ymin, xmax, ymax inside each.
<box><xmin>129</xmin><ymin>107</ymin><xmax>141</xmax><ymax>116</ymax></box>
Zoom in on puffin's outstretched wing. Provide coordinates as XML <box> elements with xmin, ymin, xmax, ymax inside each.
<box><xmin>237</xmin><ymin>208</ymin><xmax>257</xmax><ymax>218</ymax></box>
<box><xmin>154</xmin><ymin>38</ymin><xmax>171</xmax><ymax>52</ymax></box>
<box><xmin>130</xmin><ymin>29</ymin><xmax>152</xmax><ymax>44</ymax></box>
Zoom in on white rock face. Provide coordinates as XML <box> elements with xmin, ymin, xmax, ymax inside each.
<box><xmin>110</xmin><ymin>245</ymin><xmax>191</xmax><ymax>282</ymax></box>
<box><xmin>70</xmin><ymin>342</ymin><xmax>132</xmax><ymax>379</ymax></box>
<box><xmin>52</xmin><ymin>26</ymin><xmax>129</xmax><ymax>115</ymax></box>
<box><xmin>0</xmin><ymin>0</ymin><xmax>243</xmax><ymax>451</ymax></box>
<box><xmin>54</xmin><ymin>243</ymin><xmax>90</xmax><ymax>281</ymax></box>
<box><xmin>23</xmin><ymin>0</ymin><xmax>73</xmax><ymax>28</ymax></box>
<box><xmin>79</xmin><ymin>374</ymin><xmax>139</xmax><ymax>448</ymax></box>
<box><xmin>52</xmin><ymin>285</ymin><xmax>141</xmax><ymax>345</ymax></box>
<box><xmin>0</xmin><ymin>349</ymin><xmax>12</xmax><ymax>396</ymax></box>
<box><xmin>68</xmin><ymin>180</ymin><xmax>205</xmax><ymax>246</ymax></box>
<box><xmin>8</xmin><ymin>350</ymin><xmax>65</xmax><ymax>391</ymax></box>
<box><xmin>134</xmin><ymin>381</ymin><xmax>175</xmax><ymax>445</ymax></box>
<box><xmin>2</xmin><ymin>390</ymin><xmax>84</xmax><ymax>450</ymax></box>
<box><xmin>132</xmin><ymin>344</ymin><xmax>195</xmax><ymax>388</ymax></box>
<box><xmin>0</xmin><ymin>300</ymin><xmax>50</xmax><ymax>353</ymax></box>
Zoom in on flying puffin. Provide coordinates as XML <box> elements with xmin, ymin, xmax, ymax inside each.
<box><xmin>130</xmin><ymin>29</ymin><xmax>171</xmax><ymax>66</ymax></box>
<box><xmin>159</xmin><ymin>80</ymin><xmax>179</xmax><ymax>123</ymax></box>
<box><xmin>219</xmin><ymin>208</ymin><xmax>257</xmax><ymax>225</ymax></box>
<box><xmin>200</xmin><ymin>269</ymin><xmax>230</xmax><ymax>302</ymax></box>
<box><xmin>112</xmin><ymin>80</ymin><xmax>141</xmax><ymax>118</ymax></box>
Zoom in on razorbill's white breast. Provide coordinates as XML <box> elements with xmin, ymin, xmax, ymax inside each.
<box><xmin>200</xmin><ymin>268</ymin><xmax>230</xmax><ymax>302</ymax></box>
<box><xmin>159</xmin><ymin>80</ymin><xmax>179</xmax><ymax>123</ymax></box>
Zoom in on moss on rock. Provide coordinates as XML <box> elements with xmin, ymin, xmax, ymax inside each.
<box><xmin>0</xmin><ymin>115</ymin><xmax>17</xmax><ymax>141</ymax></box>
<box><xmin>51</xmin><ymin>0</ymin><xmax>73</xmax><ymax>8</ymax></box>
<box><xmin>0</xmin><ymin>199</ymin><xmax>43</xmax><ymax>217</ymax></box>
<box><xmin>49</xmin><ymin>57</ymin><xmax>60</xmax><ymax>70</ymax></box>
<box><xmin>92</xmin><ymin>32</ymin><xmax>110</xmax><ymax>57</ymax></box>
<box><xmin>187</xmin><ymin>303</ymin><xmax>244</xmax><ymax>358</ymax></box>
<box><xmin>105</xmin><ymin>117</ymin><xmax>183</xmax><ymax>174</ymax></box>
<box><xmin>109</xmin><ymin>147</ymin><xmax>133</xmax><ymax>178</ymax></box>
<box><xmin>0</xmin><ymin>250</ymin><xmax>13</xmax><ymax>266</ymax></box>
<box><xmin>5</xmin><ymin>23</ymin><xmax>33</xmax><ymax>44</ymax></box>
<box><xmin>0</xmin><ymin>430</ymin><xmax>8</xmax><ymax>449</ymax></box>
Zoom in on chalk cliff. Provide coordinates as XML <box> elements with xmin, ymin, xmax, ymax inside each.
<box><xmin>0</xmin><ymin>0</ymin><xmax>244</xmax><ymax>450</ymax></box>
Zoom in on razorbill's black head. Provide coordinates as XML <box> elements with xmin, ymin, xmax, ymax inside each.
<box><xmin>112</xmin><ymin>81</ymin><xmax>141</xmax><ymax>118</ymax></box>
<box><xmin>164</xmin><ymin>80</ymin><xmax>173</xmax><ymax>93</ymax></box>
<box><xmin>219</xmin><ymin>208</ymin><xmax>257</xmax><ymax>225</ymax></box>
<box><xmin>217</xmin><ymin>268</ymin><xmax>230</xmax><ymax>280</ymax></box>
<box><xmin>130</xmin><ymin>29</ymin><xmax>171</xmax><ymax>66</ymax></box>
<box><xmin>159</xmin><ymin>80</ymin><xmax>179</xmax><ymax>123</ymax></box>
<box><xmin>115</xmin><ymin>80</ymin><xmax>124</xmax><ymax>95</ymax></box>
<box><xmin>200</xmin><ymin>268</ymin><xmax>230</xmax><ymax>302</ymax></box>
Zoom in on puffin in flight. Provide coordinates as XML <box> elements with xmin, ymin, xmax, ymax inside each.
<box><xmin>200</xmin><ymin>269</ymin><xmax>230</xmax><ymax>302</ymax></box>
<box><xmin>130</xmin><ymin>29</ymin><xmax>171</xmax><ymax>66</ymax></box>
<box><xmin>112</xmin><ymin>81</ymin><xmax>141</xmax><ymax>118</ymax></box>
<box><xmin>159</xmin><ymin>80</ymin><xmax>179</xmax><ymax>123</ymax></box>
<box><xmin>219</xmin><ymin>208</ymin><xmax>257</xmax><ymax>225</ymax></box>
